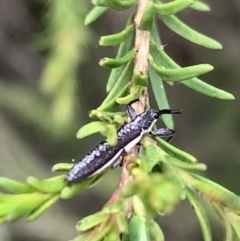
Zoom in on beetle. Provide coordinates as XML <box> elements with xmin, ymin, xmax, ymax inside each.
<box><xmin>66</xmin><ymin>100</ymin><xmax>181</xmax><ymax>183</ymax></box>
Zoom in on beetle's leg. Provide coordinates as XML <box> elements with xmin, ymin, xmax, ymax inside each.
<box><xmin>127</xmin><ymin>99</ymin><xmax>139</xmax><ymax>120</ymax></box>
<box><xmin>127</xmin><ymin>104</ymin><xmax>137</xmax><ymax>120</ymax></box>
<box><xmin>150</xmin><ymin>128</ymin><xmax>175</xmax><ymax>142</ymax></box>
<box><xmin>112</xmin><ymin>155</ymin><xmax>123</xmax><ymax>169</ymax></box>
<box><xmin>112</xmin><ymin>142</ymin><xmax>144</xmax><ymax>169</ymax></box>
<box><xmin>112</xmin><ymin>142</ymin><xmax>142</xmax><ymax>168</ymax></box>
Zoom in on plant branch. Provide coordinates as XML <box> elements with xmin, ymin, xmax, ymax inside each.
<box><xmin>133</xmin><ymin>0</ymin><xmax>150</xmax><ymax>114</ymax></box>
<box><xmin>106</xmin><ymin>0</ymin><xmax>151</xmax><ymax>216</ymax></box>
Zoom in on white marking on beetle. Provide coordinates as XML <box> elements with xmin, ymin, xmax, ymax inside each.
<box><xmin>124</xmin><ymin>135</ymin><xmax>142</xmax><ymax>152</ymax></box>
<box><xmin>89</xmin><ymin>149</ymin><xmax>124</xmax><ymax>177</ymax></box>
<box><xmin>124</xmin><ymin>119</ymin><xmax>158</xmax><ymax>152</ymax></box>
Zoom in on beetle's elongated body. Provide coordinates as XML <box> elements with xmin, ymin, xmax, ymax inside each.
<box><xmin>66</xmin><ymin>100</ymin><xmax>181</xmax><ymax>183</ymax></box>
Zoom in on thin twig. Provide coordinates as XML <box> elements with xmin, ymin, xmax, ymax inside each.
<box><xmin>106</xmin><ymin>0</ymin><xmax>151</xmax><ymax>215</ymax></box>
<box><xmin>132</xmin><ymin>0</ymin><xmax>150</xmax><ymax>114</ymax></box>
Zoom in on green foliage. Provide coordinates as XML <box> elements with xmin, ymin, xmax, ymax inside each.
<box><xmin>0</xmin><ymin>168</ymin><xmax>103</xmax><ymax>223</ymax></box>
<box><xmin>85</xmin><ymin>6</ymin><xmax>108</xmax><ymax>25</ymax></box>
<box><xmin>153</xmin><ymin>0</ymin><xmax>198</xmax><ymax>16</ymax></box>
<box><xmin>92</xmin><ymin>0</ymin><xmax>137</xmax><ymax>10</ymax></box>
<box><xmin>139</xmin><ymin>1</ymin><xmax>154</xmax><ymax>31</ymax></box>
<box><xmin>149</xmin><ymin>40</ymin><xmax>234</xmax><ymax>100</ymax></box>
<box><xmin>105</xmin><ymin>20</ymin><xmax>135</xmax><ymax>92</ymax></box>
<box><xmin>99</xmin><ymin>48</ymin><xmax>136</xmax><ymax>68</ymax></box>
<box><xmin>99</xmin><ymin>25</ymin><xmax>135</xmax><ymax>46</ymax></box>
<box><xmin>191</xmin><ymin>1</ymin><xmax>210</xmax><ymax>11</ymax></box>
<box><xmin>149</xmin><ymin>58</ymin><xmax>214</xmax><ymax>83</ymax></box>
<box><xmin>187</xmin><ymin>190</ymin><xmax>212</xmax><ymax>241</ymax></box>
<box><xmin>159</xmin><ymin>14</ymin><xmax>222</xmax><ymax>49</ymax></box>
<box><xmin>39</xmin><ymin>0</ymin><xmax>90</xmax><ymax>133</ymax></box>
<box><xmin>0</xmin><ymin>1</ymin><xmax>239</xmax><ymax>241</ymax></box>
<box><xmin>0</xmin><ymin>0</ymin><xmax>91</xmax><ymax>139</ymax></box>
<box><xmin>0</xmin><ymin>177</ymin><xmax>60</xmax><ymax>223</ymax></box>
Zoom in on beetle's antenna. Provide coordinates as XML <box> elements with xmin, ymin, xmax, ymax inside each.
<box><xmin>128</xmin><ymin>99</ymin><xmax>140</xmax><ymax>106</ymax></box>
<box><xmin>158</xmin><ymin>109</ymin><xmax>182</xmax><ymax>116</ymax></box>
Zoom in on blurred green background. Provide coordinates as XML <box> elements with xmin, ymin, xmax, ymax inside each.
<box><xmin>0</xmin><ymin>0</ymin><xmax>239</xmax><ymax>240</ymax></box>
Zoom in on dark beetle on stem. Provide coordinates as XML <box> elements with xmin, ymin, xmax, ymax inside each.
<box><xmin>66</xmin><ymin>100</ymin><xmax>181</xmax><ymax>183</ymax></box>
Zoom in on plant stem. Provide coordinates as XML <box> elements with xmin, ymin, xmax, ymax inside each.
<box><xmin>133</xmin><ymin>0</ymin><xmax>150</xmax><ymax>113</ymax></box>
<box><xmin>106</xmin><ymin>0</ymin><xmax>151</xmax><ymax>217</ymax></box>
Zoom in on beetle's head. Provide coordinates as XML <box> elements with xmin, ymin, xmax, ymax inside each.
<box><xmin>133</xmin><ymin>108</ymin><xmax>181</xmax><ymax>134</ymax></box>
<box><xmin>134</xmin><ymin>108</ymin><xmax>160</xmax><ymax>133</ymax></box>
